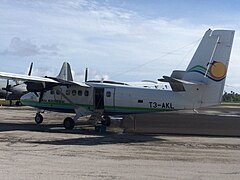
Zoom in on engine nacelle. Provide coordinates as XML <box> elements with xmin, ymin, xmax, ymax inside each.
<box><xmin>26</xmin><ymin>82</ymin><xmax>44</xmax><ymax>92</ymax></box>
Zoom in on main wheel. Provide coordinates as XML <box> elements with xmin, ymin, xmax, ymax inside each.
<box><xmin>63</xmin><ymin>117</ymin><xmax>75</xmax><ymax>130</ymax></box>
<box><xmin>35</xmin><ymin>113</ymin><xmax>43</xmax><ymax>124</ymax></box>
<box><xmin>101</xmin><ymin>116</ymin><xmax>111</xmax><ymax>127</ymax></box>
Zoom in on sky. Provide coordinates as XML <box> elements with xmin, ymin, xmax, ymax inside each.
<box><xmin>0</xmin><ymin>0</ymin><xmax>240</xmax><ymax>92</ymax></box>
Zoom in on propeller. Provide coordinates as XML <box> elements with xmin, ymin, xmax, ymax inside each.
<box><xmin>1</xmin><ymin>79</ymin><xmax>12</xmax><ymax>100</ymax></box>
<box><xmin>84</xmin><ymin>68</ymin><xmax>88</xmax><ymax>82</ymax></box>
<box><xmin>10</xmin><ymin>62</ymin><xmax>33</xmax><ymax>87</ymax></box>
<box><xmin>2</xmin><ymin>79</ymin><xmax>11</xmax><ymax>92</ymax></box>
<box><xmin>28</xmin><ymin>62</ymin><xmax>33</xmax><ymax>76</ymax></box>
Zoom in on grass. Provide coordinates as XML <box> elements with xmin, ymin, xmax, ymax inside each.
<box><xmin>220</xmin><ymin>102</ymin><xmax>240</xmax><ymax>106</ymax></box>
<box><xmin>0</xmin><ymin>99</ymin><xmax>18</xmax><ymax>106</ymax></box>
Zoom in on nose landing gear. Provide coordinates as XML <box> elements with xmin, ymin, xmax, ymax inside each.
<box><xmin>35</xmin><ymin>113</ymin><xmax>43</xmax><ymax>124</ymax></box>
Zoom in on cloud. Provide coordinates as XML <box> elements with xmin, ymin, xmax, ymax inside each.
<box><xmin>72</xmin><ymin>69</ymin><xmax>109</xmax><ymax>83</ymax></box>
<box><xmin>31</xmin><ymin>65</ymin><xmax>110</xmax><ymax>83</ymax></box>
<box><xmin>0</xmin><ymin>37</ymin><xmax>59</xmax><ymax>57</ymax></box>
<box><xmin>1</xmin><ymin>37</ymin><xmax>39</xmax><ymax>57</ymax></box>
<box><xmin>31</xmin><ymin>66</ymin><xmax>58</xmax><ymax>77</ymax></box>
<box><xmin>0</xmin><ymin>1</ymin><xmax>239</xmax><ymax>91</ymax></box>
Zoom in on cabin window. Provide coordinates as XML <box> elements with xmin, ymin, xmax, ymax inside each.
<box><xmin>78</xmin><ymin>90</ymin><xmax>82</xmax><ymax>96</ymax></box>
<box><xmin>66</xmin><ymin>90</ymin><xmax>70</xmax><ymax>95</ymax></box>
<box><xmin>138</xmin><ymin>100</ymin><xmax>143</xmax><ymax>103</ymax></box>
<box><xmin>106</xmin><ymin>91</ymin><xmax>111</xmax><ymax>97</ymax></box>
<box><xmin>72</xmin><ymin>90</ymin><xmax>76</xmax><ymax>96</ymax></box>
<box><xmin>50</xmin><ymin>90</ymin><xmax>55</xmax><ymax>95</ymax></box>
<box><xmin>84</xmin><ymin>90</ymin><xmax>89</xmax><ymax>96</ymax></box>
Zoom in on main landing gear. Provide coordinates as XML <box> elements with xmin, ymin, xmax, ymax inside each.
<box><xmin>63</xmin><ymin>117</ymin><xmax>75</xmax><ymax>130</ymax></box>
<box><xmin>101</xmin><ymin>115</ymin><xmax>111</xmax><ymax>127</ymax></box>
<box><xmin>62</xmin><ymin>115</ymin><xmax>111</xmax><ymax>131</ymax></box>
<box><xmin>93</xmin><ymin>115</ymin><xmax>112</xmax><ymax>133</ymax></box>
<box><xmin>33</xmin><ymin>111</ymin><xmax>111</xmax><ymax>132</ymax></box>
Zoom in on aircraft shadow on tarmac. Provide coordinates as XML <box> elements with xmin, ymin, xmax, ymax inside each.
<box><xmin>29</xmin><ymin>134</ymin><xmax>164</xmax><ymax>146</ymax></box>
<box><xmin>0</xmin><ymin>122</ymin><xmax>165</xmax><ymax>146</ymax></box>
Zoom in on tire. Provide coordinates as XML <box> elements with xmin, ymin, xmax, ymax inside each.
<box><xmin>35</xmin><ymin>113</ymin><xmax>43</xmax><ymax>124</ymax></box>
<box><xmin>102</xmin><ymin>116</ymin><xmax>111</xmax><ymax>127</ymax></box>
<box><xmin>63</xmin><ymin>117</ymin><xmax>75</xmax><ymax>130</ymax></box>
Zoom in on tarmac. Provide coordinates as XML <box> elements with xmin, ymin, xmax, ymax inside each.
<box><xmin>0</xmin><ymin>106</ymin><xmax>240</xmax><ymax>179</ymax></box>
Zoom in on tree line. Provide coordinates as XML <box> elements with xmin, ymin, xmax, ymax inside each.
<box><xmin>222</xmin><ymin>91</ymin><xmax>240</xmax><ymax>103</ymax></box>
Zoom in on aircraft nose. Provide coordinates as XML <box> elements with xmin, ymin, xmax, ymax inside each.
<box><xmin>20</xmin><ymin>92</ymin><xmax>38</xmax><ymax>105</ymax></box>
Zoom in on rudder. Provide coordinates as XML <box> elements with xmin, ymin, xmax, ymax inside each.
<box><xmin>183</xmin><ymin>29</ymin><xmax>235</xmax><ymax>106</ymax></box>
<box><xmin>57</xmin><ymin>62</ymin><xmax>73</xmax><ymax>81</ymax></box>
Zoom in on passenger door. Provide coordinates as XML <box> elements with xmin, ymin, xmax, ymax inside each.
<box><xmin>94</xmin><ymin>88</ymin><xmax>104</xmax><ymax>109</ymax></box>
<box><xmin>104</xmin><ymin>88</ymin><xmax>115</xmax><ymax>110</ymax></box>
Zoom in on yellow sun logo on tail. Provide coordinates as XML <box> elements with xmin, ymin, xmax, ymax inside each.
<box><xmin>209</xmin><ymin>61</ymin><xmax>226</xmax><ymax>81</ymax></box>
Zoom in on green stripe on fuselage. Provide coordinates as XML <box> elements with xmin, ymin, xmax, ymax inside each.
<box><xmin>21</xmin><ymin>100</ymin><xmax>175</xmax><ymax>113</ymax></box>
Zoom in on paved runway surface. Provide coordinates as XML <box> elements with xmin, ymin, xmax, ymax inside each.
<box><xmin>0</xmin><ymin>106</ymin><xmax>240</xmax><ymax>179</ymax></box>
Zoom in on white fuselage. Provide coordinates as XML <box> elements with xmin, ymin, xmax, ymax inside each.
<box><xmin>21</xmin><ymin>82</ymin><xmax>204</xmax><ymax>115</ymax></box>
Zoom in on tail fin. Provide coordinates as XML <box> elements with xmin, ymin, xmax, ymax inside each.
<box><xmin>183</xmin><ymin>29</ymin><xmax>235</xmax><ymax>106</ymax></box>
<box><xmin>160</xmin><ymin>29</ymin><xmax>235</xmax><ymax>107</ymax></box>
<box><xmin>185</xmin><ymin>29</ymin><xmax>234</xmax><ymax>79</ymax></box>
<box><xmin>57</xmin><ymin>62</ymin><xmax>73</xmax><ymax>81</ymax></box>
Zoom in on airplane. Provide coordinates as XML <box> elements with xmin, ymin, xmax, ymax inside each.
<box><xmin>0</xmin><ymin>63</ymin><xmax>33</xmax><ymax>106</ymax></box>
<box><xmin>0</xmin><ymin>29</ymin><xmax>235</xmax><ymax>132</ymax></box>
<box><xmin>0</xmin><ymin>80</ymin><xmax>27</xmax><ymax>105</ymax></box>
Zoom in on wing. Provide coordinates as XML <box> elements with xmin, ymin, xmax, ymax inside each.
<box><xmin>0</xmin><ymin>72</ymin><xmax>58</xmax><ymax>83</ymax></box>
<box><xmin>0</xmin><ymin>72</ymin><xmax>90</xmax><ymax>88</ymax></box>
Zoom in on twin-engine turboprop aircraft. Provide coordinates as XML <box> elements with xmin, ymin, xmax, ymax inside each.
<box><xmin>0</xmin><ymin>63</ymin><xmax>33</xmax><ymax>105</ymax></box>
<box><xmin>0</xmin><ymin>29</ymin><xmax>235</xmax><ymax>131</ymax></box>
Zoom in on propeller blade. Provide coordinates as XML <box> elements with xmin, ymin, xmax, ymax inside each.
<box><xmin>85</xmin><ymin>68</ymin><xmax>88</xmax><ymax>82</ymax></box>
<box><xmin>28</xmin><ymin>62</ymin><xmax>33</xmax><ymax>76</ymax></box>
<box><xmin>5</xmin><ymin>79</ymin><xmax>10</xmax><ymax>99</ymax></box>
<box><xmin>3</xmin><ymin>80</ymin><xmax>11</xmax><ymax>91</ymax></box>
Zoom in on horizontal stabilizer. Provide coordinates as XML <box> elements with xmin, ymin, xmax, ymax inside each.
<box><xmin>159</xmin><ymin>76</ymin><xmax>203</xmax><ymax>85</ymax></box>
<box><xmin>158</xmin><ymin>75</ymin><xmax>206</xmax><ymax>92</ymax></box>
<box><xmin>158</xmin><ymin>76</ymin><xmax>185</xmax><ymax>92</ymax></box>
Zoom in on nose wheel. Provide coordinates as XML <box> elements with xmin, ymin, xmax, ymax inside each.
<box><xmin>35</xmin><ymin>113</ymin><xmax>43</xmax><ymax>124</ymax></box>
